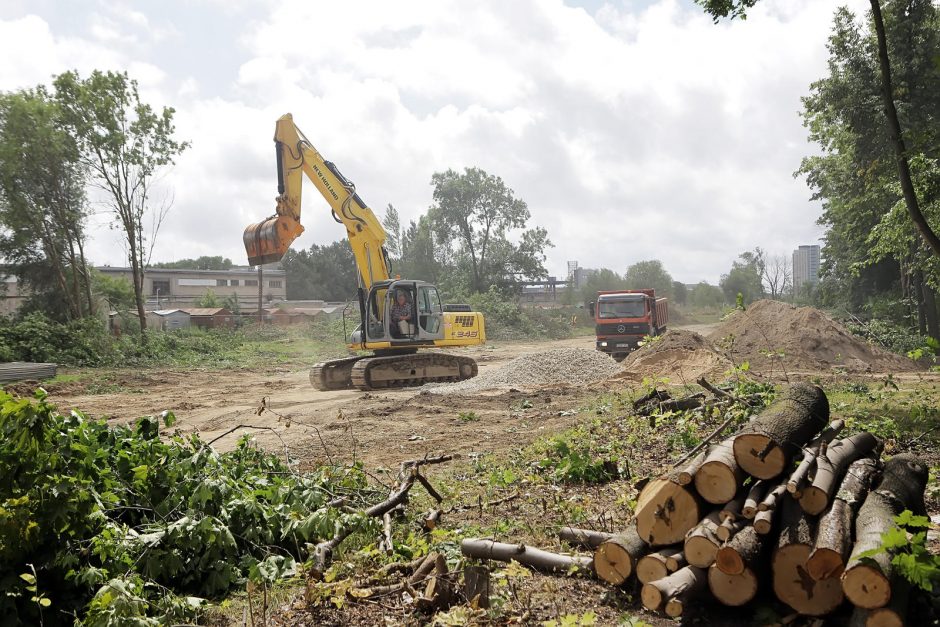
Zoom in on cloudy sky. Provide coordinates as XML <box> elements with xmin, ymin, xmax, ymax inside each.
<box><xmin>0</xmin><ymin>0</ymin><xmax>868</xmax><ymax>283</ymax></box>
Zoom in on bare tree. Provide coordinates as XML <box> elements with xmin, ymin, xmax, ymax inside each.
<box><xmin>763</xmin><ymin>254</ymin><xmax>792</xmax><ymax>300</ymax></box>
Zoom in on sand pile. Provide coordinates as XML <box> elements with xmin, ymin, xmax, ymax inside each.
<box><xmin>617</xmin><ymin>329</ymin><xmax>733</xmax><ymax>382</ymax></box>
<box><xmin>426</xmin><ymin>348</ymin><xmax>622</xmax><ymax>394</ymax></box>
<box><xmin>707</xmin><ymin>300</ymin><xmax>919</xmax><ymax>374</ymax></box>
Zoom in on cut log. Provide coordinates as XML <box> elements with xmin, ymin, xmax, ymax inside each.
<box><xmin>641</xmin><ymin>566</ymin><xmax>708</xmax><ymax>617</ymax></box>
<box><xmin>806</xmin><ymin>457</ymin><xmax>878</xmax><ymax>581</ymax></box>
<box><xmin>463</xmin><ymin>565</ymin><xmax>490</xmax><ymax>609</ymax></box>
<box><xmin>558</xmin><ymin>526</ymin><xmax>613</xmax><ymax>550</ymax></box>
<box><xmin>753</xmin><ymin>508</ymin><xmax>774</xmax><ymax>535</ymax></box>
<box><xmin>684</xmin><ymin>511</ymin><xmax>722</xmax><ymax>568</ymax></box>
<box><xmin>637</xmin><ymin>548</ymin><xmax>684</xmax><ymax>584</ymax></box>
<box><xmin>716</xmin><ymin>517</ymin><xmax>747</xmax><ymax>542</ymax></box>
<box><xmin>848</xmin><ymin>576</ymin><xmax>910</xmax><ymax>627</ymax></box>
<box><xmin>732</xmin><ymin>384</ymin><xmax>830</xmax><ymax>479</ymax></box>
<box><xmin>708</xmin><ymin>563</ymin><xmax>759</xmax><ymax>607</ymax></box>
<box><xmin>460</xmin><ymin>539</ymin><xmax>593</xmax><ymax>575</ymax></box>
<box><xmin>742</xmin><ymin>480</ymin><xmax>767</xmax><ymax>519</ymax></box>
<box><xmin>716</xmin><ymin>525</ymin><xmax>763</xmax><ymax>576</ymax></box>
<box><xmin>593</xmin><ymin>525</ymin><xmax>648</xmax><ymax>585</ymax></box>
<box><xmin>843</xmin><ymin>453</ymin><xmax>929</xmax><ymax>610</ymax></box>
<box><xmin>719</xmin><ymin>488</ymin><xmax>748</xmax><ymax>523</ymax></box>
<box><xmin>753</xmin><ymin>478</ymin><xmax>788</xmax><ymax>534</ymax></box>
<box><xmin>664</xmin><ymin>551</ymin><xmax>686</xmax><ymax>572</ymax></box>
<box><xmin>676</xmin><ymin>450</ymin><xmax>707</xmax><ymax>485</ymax></box>
<box><xmin>772</xmin><ymin>496</ymin><xmax>844</xmax><ymax>616</ymax></box>
<box><xmin>787</xmin><ymin>418</ymin><xmax>845</xmax><ymax>494</ymax></box>
<box><xmin>758</xmin><ymin>480</ymin><xmax>789</xmax><ymax>512</ymax></box>
<box><xmin>695</xmin><ymin>438</ymin><xmax>744</xmax><ymax>504</ymax></box>
<box><xmin>799</xmin><ymin>432</ymin><xmax>881</xmax><ymax>515</ymax></box>
<box><xmin>635</xmin><ymin>476</ymin><xmax>704</xmax><ymax>546</ymax></box>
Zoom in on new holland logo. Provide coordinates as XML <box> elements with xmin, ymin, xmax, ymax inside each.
<box><xmin>617</xmin><ymin>324</ymin><xmax>626</xmax><ymax>333</ymax></box>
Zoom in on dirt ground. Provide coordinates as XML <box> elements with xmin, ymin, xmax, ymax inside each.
<box><xmin>41</xmin><ymin>335</ymin><xmax>625</xmax><ymax>471</ymax></box>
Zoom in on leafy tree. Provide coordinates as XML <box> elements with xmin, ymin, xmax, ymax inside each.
<box><xmin>92</xmin><ymin>270</ymin><xmax>136</xmax><ymax>312</ymax></box>
<box><xmin>195</xmin><ymin>289</ymin><xmax>221</xmax><ymax>308</ymax></box>
<box><xmin>624</xmin><ymin>260</ymin><xmax>673</xmax><ymax>298</ymax></box>
<box><xmin>153</xmin><ymin>256</ymin><xmax>234</xmax><ymax>271</ymax></box>
<box><xmin>53</xmin><ymin>70</ymin><xmax>188</xmax><ymax>337</ymax></box>
<box><xmin>281</xmin><ymin>241</ymin><xmax>357</xmax><ymax>301</ymax></box>
<box><xmin>690</xmin><ymin>281</ymin><xmax>726</xmax><ymax>309</ymax></box>
<box><xmin>720</xmin><ymin>253</ymin><xmax>764</xmax><ymax>304</ymax></box>
<box><xmin>578</xmin><ymin>268</ymin><xmax>628</xmax><ymax>305</ymax></box>
<box><xmin>0</xmin><ymin>88</ymin><xmax>94</xmax><ymax>320</ymax></box>
<box><xmin>429</xmin><ymin>167</ymin><xmax>551</xmax><ymax>293</ymax></box>
<box><xmin>672</xmin><ymin>281</ymin><xmax>689</xmax><ymax>306</ymax></box>
<box><xmin>382</xmin><ymin>204</ymin><xmax>401</xmax><ymax>258</ymax></box>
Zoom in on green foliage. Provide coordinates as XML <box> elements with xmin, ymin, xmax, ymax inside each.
<box><xmin>578</xmin><ymin>268</ymin><xmax>628</xmax><ymax>306</ymax></box>
<box><xmin>0</xmin><ymin>389</ymin><xmax>372</xmax><ymax>624</ymax></box>
<box><xmin>281</xmin><ymin>242</ymin><xmax>357</xmax><ymax>301</ymax></box>
<box><xmin>695</xmin><ymin>0</ymin><xmax>758</xmax><ymax>22</ymax></box>
<box><xmin>152</xmin><ymin>257</ymin><xmax>233</xmax><ymax>271</ymax></box>
<box><xmin>467</xmin><ymin>287</ymin><xmax>573</xmax><ymax>340</ymax></box>
<box><xmin>194</xmin><ymin>289</ymin><xmax>220</xmax><ymax>308</ymax></box>
<box><xmin>536</xmin><ymin>435</ymin><xmax>619</xmax><ymax>484</ymax></box>
<box><xmin>624</xmin><ymin>260</ymin><xmax>673</xmax><ymax>299</ymax></box>
<box><xmin>844</xmin><ymin>316</ymin><xmax>936</xmax><ymax>357</ymax></box>
<box><xmin>91</xmin><ymin>271</ymin><xmax>135</xmax><ymax>312</ymax></box>
<box><xmin>689</xmin><ymin>281</ymin><xmax>725</xmax><ymax>309</ymax></box>
<box><xmin>721</xmin><ymin>252</ymin><xmax>764</xmax><ymax>305</ymax></box>
<box><xmin>856</xmin><ymin>510</ymin><xmax>939</xmax><ymax>593</ymax></box>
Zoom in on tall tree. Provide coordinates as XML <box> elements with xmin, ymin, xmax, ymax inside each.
<box><xmin>720</xmin><ymin>253</ymin><xmax>764</xmax><ymax>304</ymax></box>
<box><xmin>0</xmin><ymin>88</ymin><xmax>94</xmax><ymax>320</ymax></box>
<box><xmin>153</xmin><ymin>256</ymin><xmax>234</xmax><ymax>270</ymax></box>
<box><xmin>429</xmin><ymin>167</ymin><xmax>551</xmax><ymax>293</ymax></box>
<box><xmin>281</xmin><ymin>241</ymin><xmax>357</xmax><ymax>301</ymax></box>
<box><xmin>578</xmin><ymin>268</ymin><xmax>628</xmax><ymax>305</ymax></box>
<box><xmin>624</xmin><ymin>260</ymin><xmax>674</xmax><ymax>298</ymax></box>
<box><xmin>53</xmin><ymin>70</ymin><xmax>188</xmax><ymax>336</ymax></box>
<box><xmin>382</xmin><ymin>204</ymin><xmax>402</xmax><ymax>258</ymax></box>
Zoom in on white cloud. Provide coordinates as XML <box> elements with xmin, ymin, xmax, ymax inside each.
<box><xmin>0</xmin><ymin>0</ymin><xmax>871</xmax><ymax>282</ymax></box>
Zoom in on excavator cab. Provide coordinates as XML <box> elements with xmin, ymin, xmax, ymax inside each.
<box><xmin>360</xmin><ymin>280</ymin><xmax>445</xmax><ymax>345</ymax></box>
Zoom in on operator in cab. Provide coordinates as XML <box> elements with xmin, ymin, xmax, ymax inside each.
<box><xmin>391</xmin><ymin>290</ymin><xmax>414</xmax><ymax>336</ymax></box>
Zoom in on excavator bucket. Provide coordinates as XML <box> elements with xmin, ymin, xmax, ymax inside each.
<box><xmin>243</xmin><ymin>215</ymin><xmax>304</xmax><ymax>266</ymax></box>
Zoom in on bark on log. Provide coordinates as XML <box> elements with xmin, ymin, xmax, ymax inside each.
<box><xmin>676</xmin><ymin>450</ymin><xmax>707</xmax><ymax>486</ymax></box>
<box><xmin>558</xmin><ymin>526</ymin><xmax>613</xmax><ymax>550</ymax></box>
<box><xmin>641</xmin><ymin>566</ymin><xmax>708</xmax><ymax>617</ymax></box>
<box><xmin>742</xmin><ymin>480</ymin><xmax>767</xmax><ymax>519</ymax></box>
<box><xmin>460</xmin><ymin>539</ymin><xmax>593</xmax><ymax>575</ymax></box>
<box><xmin>636</xmin><ymin>547</ymin><xmax>684</xmax><ymax>584</ymax></box>
<box><xmin>787</xmin><ymin>419</ymin><xmax>845</xmax><ymax>494</ymax></box>
<box><xmin>772</xmin><ymin>496</ymin><xmax>844</xmax><ymax>616</ymax></box>
<box><xmin>843</xmin><ymin>453</ymin><xmax>929</xmax><ymax>610</ymax></box>
<box><xmin>716</xmin><ymin>525</ymin><xmax>763</xmax><ymax>576</ymax></box>
<box><xmin>806</xmin><ymin>457</ymin><xmax>878</xmax><ymax>581</ymax></box>
<box><xmin>720</xmin><ymin>488</ymin><xmax>748</xmax><ymax>523</ymax></box>
<box><xmin>593</xmin><ymin>525</ymin><xmax>648</xmax><ymax>585</ymax></box>
<box><xmin>759</xmin><ymin>481</ymin><xmax>789</xmax><ymax>512</ymax></box>
<box><xmin>635</xmin><ymin>476</ymin><xmax>704</xmax><ymax>546</ymax></box>
<box><xmin>716</xmin><ymin>517</ymin><xmax>747</xmax><ymax>543</ymax></box>
<box><xmin>684</xmin><ymin>511</ymin><xmax>722</xmax><ymax>568</ymax></box>
<box><xmin>695</xmin><ymin>438</ymin><xmax>744</xmax><ymax>505</ymax></box>
<box><xmin>753</xmin><ymin>508</ymin><xmax>774</xmax><ymax>535</ymax></box>
<box><xmin>708</xmin><ymin>563</ymin><xmax>759</xmax><ymax>607</ymax></box>
<box><xmin>733</xmin><ymin>384</ymin><xmax>830</xmax><ymax>479</ymax></box>
<box><xmin>799</xmin><ymin>432</ymin><xmax>881</xmax><ymax>515</ymax></box>
<box><xmin>664</xmin><ymin>551</ymin><xmax>686</xmax><ymax>572</ymax></box>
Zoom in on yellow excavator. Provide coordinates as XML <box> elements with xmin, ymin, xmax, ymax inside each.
<box><xmin>244</xmin><ymin>113</ymin><xmax>486</xmax><ymax>391</ymax></box>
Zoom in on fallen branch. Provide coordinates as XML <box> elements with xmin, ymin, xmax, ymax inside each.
<box><xmin>786</xmin><ymin>419</ymin><xmax>845</xmax><ymax>495</ymax></box>
<box><xmin>558</xmin><ymin>526</ymin><xmax>614</xmax><ymax>550</ymax></box>
<box><xmin>460</xmin><ymin>539</ymin><xmax>593</xmax><ymax>575</ymax></box>
<box><xmin>672</xmin><ymin>412</ymin><xmax>739</xmax><ymax>469</ymax></box>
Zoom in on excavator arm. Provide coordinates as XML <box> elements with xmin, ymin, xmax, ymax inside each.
<box><xmin>244</xmin><ymin>114</ymin><xmax>391</xmax><ymax>291</ymax></box>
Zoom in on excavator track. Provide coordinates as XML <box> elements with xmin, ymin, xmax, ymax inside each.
<box><xmin>349</xmin><ymin>352</ymin><xmax>478</xmax><ymax>391</ymax></box>
<box><xmin>310</xmin><ymin>356</ymin><xmax>365</xmax><ymax>391</ymax></box>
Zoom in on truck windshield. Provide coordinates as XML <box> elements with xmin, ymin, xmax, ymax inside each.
<box><xmin>598</xmin><ymin>300</ymin><xmax>645</xmax><ymax>319</ymax></box>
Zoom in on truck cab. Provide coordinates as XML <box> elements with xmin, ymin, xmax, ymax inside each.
<box><xmin>590</xmin><ymin>289</ymin><xmax>668</xmax><ymax>360</ymax></box>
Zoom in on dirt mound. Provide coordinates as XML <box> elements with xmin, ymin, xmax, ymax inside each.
<box><xmin>427</xmin><ymin>348</ymin><xmax>622</xmax><ymax>394</ymax></box>
<box><xmin>707</xmin><ymin>300</ymin><xmax>919</xmax><ymax>374</ymax></box>
<box><xmin>618</xmin><ymin>329</ymin><xmax>733</xmax><ymax>382</ymax></box>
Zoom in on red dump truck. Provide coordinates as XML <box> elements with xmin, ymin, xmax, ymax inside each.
<box><xmin>589</xmin><ymin>289</ymin><xmax>668</xmax><ymax>360</ymax></box>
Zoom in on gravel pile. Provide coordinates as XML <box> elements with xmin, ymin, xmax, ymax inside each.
<box><xmin>427</xmin><ymin>348</ymin><xmax>622</xmax><ymax>394</ymax></box>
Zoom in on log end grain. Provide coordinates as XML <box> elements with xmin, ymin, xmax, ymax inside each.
<box><xmin>733</xmin><ymin>433</ymin><xmax>787</xmax><ymax>480</ymax></box>
<box><xmin>636</xmin><ymin>478</ymin><xmax>702</xmax><ymax>546</ymax></box>
<box><xmin>708</xmin><ymin>564</ymin><xmax>758</xmax><ymax>607</ymax></box>
<box><xmin>773</xmin><ymin>544</ymin><xmax>844</xmax><ymax>616</ymax></box>
<box><xmin>799</xmin><ymin>486</ymin><xmax>830</xmax><ymax>516</ymax></box>
<box><xmin>664</xmin><ymin>599</ymin><xmax>685</xmax><ymax>618</ymax></box>
<box><xmin>695</xmin><ymin>460</ymin><xmax>740</xmax><ymax>505</ymax></box>
<box><xmin>805</xmin><ymin>547</ymin><xmax>844</xmax><ymax>581</ymax></box>
<box><xmin>753</xmin><ymin>510</ymin><xmax>774</xmax><ymax>535</ymax></box>
<box><xmin>842</xmin><ymin>563</ymin><xmax>892</xmax><ymax>610</ymax></box>
<box><xmin>636</xmin><ymin>555</ymin><xmax>669</xmax><ymax>585</ymax></box>
<box><xmin>715</xmin><ymin>545</ymin><xmax>745</xmax><ymax>576</ymax></box>
<box><xmin>640</xmin><ymin>582</ymin><xmax>665</xmax><ymax>612</ymax></box>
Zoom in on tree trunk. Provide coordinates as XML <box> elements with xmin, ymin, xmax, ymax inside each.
<box><xmin>683</xmin><ymin>511</ymin><xmax>722</xmax><ymax>568</ymax></box>
<box><xmin>732</xmin><ymin>384</ymin><xmax>829</xmax><ymax>479</ymax></box>
<box><xmin>924</xmin><ymin>282</ymin><xmax>939</xmax><ymax>340</ymax></box>
<box><xmin>636</xmin><ymin>547</ymin><xmax>683</xmax><ymax>584</ymax></box>
<box><xmin>787</xmin><ymin>418</ymin><xmax>846</xmax><ymax>495</ymax></box>
<box><xmin>635</xmin><ymin>476</ymin><xmax>704</xmax><ymax>546</ymax></box>
<box><xmin>640</xmin><ymin>566</ymin><xmax>708</xmax><ymax>617</ymax></box>
<box><xmin>558</xmin><ymin>527</ymin><xmax>613</xmax><ymax>550</ymax></box>
<box><xmin>129</xmin><ymin>240</ymin><xmax>148</xmax><ymax>337</ymax></box>
<box><xmin>676</xmin><ymin>450</ymin><xmax>707</xmax><ymax>486</ymax></box>
<box><xmin>695</xmin><ymin>437</ymin><xmax>744</xmax><ymax>504</ymax></box>
<box><xmin>843</xmin><ymin>453</ymin><xmax>929</xmax><ymax>609</ymax></box>
<box><xmin>806</xmin><ymin>457</ymin><xmax>879</xmax><ymax>581</ymax></box>
<box><xmin>708</xmin><ymin>563</ymin><xmax>758</xmax><ymax>607</ymax></box>
<box><xmin>742</xmin><ymin>480</ymin><xmax>767</xmax><ymax>519</ymax></box>
<box><xmin>869</xmin><ymin>0</ymin><xmax>940</xmax><ymax>257</ymax></box>
<box><xmin>716</xmin><ymin>525</ymin><xmax>763</xmax><ymax>576</ymax></box>
<box><xmin>915</xmin><ymin>270</ymin><xmax>927</xmax><ymax>335</ymax></box>
<box><xmin>772</xmin><ymin>496</ymin><xmax>844</xmax><ymax>616</ymax></box>
<box><xmin>800</xmin><ymin>432</ymin><xmax>880</xmax><ymax>515</ymax></box>
<box><xmin>593</xmin><ymin>525</ymin><xmax>648</xmax><ymax>585</ymax></box>
<box><xmin>460</xmin><ymin>539</ymin><xmax>593</xmax><ymax>575</ymax></box>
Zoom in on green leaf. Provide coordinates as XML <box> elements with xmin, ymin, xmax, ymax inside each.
<box><xmin>880</xmin><ymin>526</ymin><xmax>910</xmax><ymax>550</ymax></box>
<box><xmin>162</xmin><ymin>411</ymin><xmax>177</xmax><ymax>427</ymax></box>
<box><xmin>895</xmin><ymin>510</ymin><xmax>931</xmax><ymax>529</ymax></box>
<box><xmin>19</xmin><ymin>573</ymin><xmax>36</xmax><ymax>585</ymax></box>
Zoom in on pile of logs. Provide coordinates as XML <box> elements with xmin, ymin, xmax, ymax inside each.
<box><xmin>590</xmin><ymin>383</ymin><xmax>929</xmax><ymax>623</ymax></box>
<box><xmin>461</xmin><ymin>383</ymin><xmax>929</xmax><ymax>624</ymax></box>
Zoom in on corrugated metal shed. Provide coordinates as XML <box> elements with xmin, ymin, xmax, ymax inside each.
<box><xmin>0</xmin><ymin>362</ymin><xmax>57</xmax><ymax>383</ymax></box>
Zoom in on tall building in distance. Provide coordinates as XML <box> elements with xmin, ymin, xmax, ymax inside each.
<box><xmin>792</xmin><ymin>245</ymin><xmax>821</xmax><ymax>291</ymax></box>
